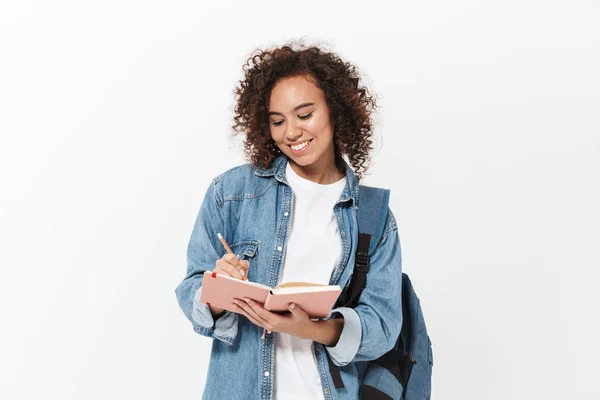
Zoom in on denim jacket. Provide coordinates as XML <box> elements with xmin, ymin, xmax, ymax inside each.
<box><xmin>175</xmin><ymin>155</ymin><xmax>403</xmax><ymax>400</ymax></box>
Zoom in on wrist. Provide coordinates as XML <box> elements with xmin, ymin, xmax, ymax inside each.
<box><xmin>209</xmin><ymin>305</ymin><xmax>226</xmax><ymax>319</ymax></box>
<box><xmin>308</xmin><ymin>318</ymin><xmax>344</xmax><ymax>346</ymax></box>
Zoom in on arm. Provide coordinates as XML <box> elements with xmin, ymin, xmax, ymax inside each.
<box><xmin>233</xmin><ymin>209</ymin><xmax>402</xmax><ymax>361</ymax></box>
<box><xmin>326</xmin><ymin>209</ymin><xmax>403</xmax><ymax>366</ymax></box>
<box><xmin>174</xmin><ymin>177</ymin><xmax>240</xmax><ymax>346</ymax></box>
<box><xmin>309</xmin><ymin>318</ymin><xmax>345</xmax><ymax>346</ymax></box>
<box><xmin>231</xmin><ymin>299</ymin><xmax>344</xmax><ymax>345</ymax></box>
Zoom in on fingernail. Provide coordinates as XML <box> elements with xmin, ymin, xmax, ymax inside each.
<box><xmin>244</xmin><ymin>298</ymin><xmax>250</xmax><ymax>303</ymax></box>
<box><xmin>239</xmin><ymin>269</ymin><xmax>245</xmax><ymax>276</ymax></box>
<box><xmin>232</xmin><ymin>301</ymin><xmax>238</xmax><ymax>307</ymax></box>
<box><xmin>289</xmin><ymin>303</ymin><xmax>295</xmax><ymax>311</ymax></box>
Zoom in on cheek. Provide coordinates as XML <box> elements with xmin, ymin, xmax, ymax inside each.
<box><xmin>269</xmin><ymin>126</ymin><xmax>281</xmax><ymax>142</ymax></box>
<box><xmin>307</xmin><ymin>117</ymin><xmax>334</xmax><ymax>138</ymax></box>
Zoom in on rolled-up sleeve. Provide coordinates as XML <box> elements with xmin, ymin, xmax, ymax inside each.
<box><xmin>325</xmin><ymin>209</ymin><xmax>403</xmax><ymax>366</ymax></box>
<box><xmin>324</xmin><ymin>307</ymin><xmax>362</xmax><ymax>366</ymax></box>
<box><xmin>175</xmin><ymin>177</ymin><xmax>239</xmax><ymax>345</ymax></box>
<box><xmin>190</xmin><ymin>287</ymin><xmax>238</xmax><ymax>345</ymax></box>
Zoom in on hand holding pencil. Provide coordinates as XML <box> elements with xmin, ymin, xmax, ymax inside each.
<box><xmin>215</xmin><ymin>233</ymin><xmax>268</xmax><ymax>338</ymax></box>
<box><xmin>207</xmin><ymin>234</ymin><xmax>250</xmax><ymax>318</ymax></box>
<box><xmin>215</xmin><ymin>233</ymin><xmax>249</xmax><ymax>281</ymax></box>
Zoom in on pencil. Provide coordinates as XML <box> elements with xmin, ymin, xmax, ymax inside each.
<box><xmin>217</xmin><ymin>233</ymin><xmax>248</xmax><ymax>281</ymax></box>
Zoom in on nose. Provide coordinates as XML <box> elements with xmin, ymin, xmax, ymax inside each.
<box><xmin>286</xmin><ymin>121</ymin><xmax>302</xmax><ymax>142</ymax></box>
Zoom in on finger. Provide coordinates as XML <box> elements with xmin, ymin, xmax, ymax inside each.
<box><xmin>237</xmin><ymin>260</ymin><xmax>249</xmax><ymax>280</ymax></box>
<box><xmin>214</xmin><ymin>261</ymin><xmax>243</xmax><ymax>280</ymax></box>
<box><xmin>212</xmin><ymin>265</ymin><xmax>233</xmax><ymax>278</ymax></box>
<box><xmin>232</xmin><ymin>301</ymin><xmax>265</xmax><ymax>328</ymax></box>
<box><xmin>223</xmin><ymin>253</ymin><xmax>240</xmax><ymax>267</ymax></box>
<box><xmin>223</xmin><ymin>254</ymin><xmax>248</xmax><ymax>278</ymax></box>
<box><xmin>238</xmin><ymin>260</ymin><xmax>250</xmax><ymax>271</ymax></box>
<box><xmin>288</xmin><ymin>303</ymin><xmax>309</xmax><ymax>320</ymax></box>
<box><xmin>237</xmin><ymin>298</ymin><xmax>269</xmax><ymax>325</ymax></box>
<box><xmin>244</xmin><ymin>298</ymin><xmax>280</xmax><ymax>327</ymax></box>
<box><xmin>239</xmin><ymin>298</ymin><xmax>273</xmax><ymax>328</ymax></box>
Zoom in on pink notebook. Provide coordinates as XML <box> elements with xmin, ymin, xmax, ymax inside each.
<box><xmin>200</xmin><ymin>271</ymin><xmax>342</xmax><ymax>319</ymax></box>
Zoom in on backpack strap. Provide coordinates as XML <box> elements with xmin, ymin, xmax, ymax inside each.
<box><xmin>328</xmin><ymin>185</ymin><xmax>390</xmax><ymax>389</ymax></box>
<box><xmin>342</xmin><ymin>185</ymin><xmax>390</xmax><ymax>309</ymax></box>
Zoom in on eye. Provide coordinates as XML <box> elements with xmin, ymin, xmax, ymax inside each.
<box><xmin>298</xmin><ymin>112</ymin><xmax>313</xmax><ymax>120</ymax></box>
<box><xmin>271</xmin><ymin>120</ymin><xmax>284</xmax><ymax>126</ymax></box>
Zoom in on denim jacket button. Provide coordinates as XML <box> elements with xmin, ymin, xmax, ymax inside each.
<box><xmin>277</xmin><ymin>246</ymin><xmax>283</xmax><ymax>252</ymax></box>
<box><xmin>194</xmin><ymin>326</ymin><xmax>200</xmax><ymax>332</ymax></box>
<box><xmin>341</xmin><ymin>231</ymin><xmax>346</xmax><ymax>236</ymax></box>
<box><xmin>324</xmin><ymin>388</ymin><xmax>329</xmax><ymax>394</ymax></box>
<box><xmin>264</xmin><ymin>371</ymin><xmax>270</xmax><ymax>377</ymax></box>
<box><xmin>284</xmin><ymin>212</ymin><xmax>289</xmax><ymax>217</ymax></box>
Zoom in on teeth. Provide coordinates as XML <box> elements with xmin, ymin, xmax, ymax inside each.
<box><xmin>291</xmin><ymin>140</ymin><xmax>310</xmax><ymax>151</ymax></box>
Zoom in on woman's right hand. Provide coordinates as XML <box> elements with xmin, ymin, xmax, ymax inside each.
<box><xmin>208</xmin><ymin>254</ymin><xmax>250</xmax><ymax>317</ymax></box>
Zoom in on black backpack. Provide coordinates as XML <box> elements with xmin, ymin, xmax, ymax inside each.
<box><xmin>327</xmin><ymin>185</ymin><xmax>433</xmax><ymax>399</ymax></box>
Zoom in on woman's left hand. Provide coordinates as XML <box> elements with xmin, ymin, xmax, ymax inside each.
<box><xmin>232</xmin><ymin>298</ymin><xmax>314</xmax><ymax>339</ymax></box>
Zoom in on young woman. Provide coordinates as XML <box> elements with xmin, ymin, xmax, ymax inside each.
<box><xmin>175</xmin><ymin>43</ymin><xmax>403</xmax><ymax>400</ymax></box>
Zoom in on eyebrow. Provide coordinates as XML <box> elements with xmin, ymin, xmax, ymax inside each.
<box><xmin>268</xmin><ymin>103</ymin><xmax>314</xmax><ymax>116</ymax></box>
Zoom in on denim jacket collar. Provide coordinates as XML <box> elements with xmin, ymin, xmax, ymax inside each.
<box><xmin>254</xmin><ymin>155</ymin><xmax>359</xmax><ymax>208</ymax></box>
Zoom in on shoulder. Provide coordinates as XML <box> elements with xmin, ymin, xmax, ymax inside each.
<box><xmin>209</xmin><ymin>163</ymin><xmax>278</xmax><ymax>205</ymax></box>
<box><xmin>383</xmin><ymin>206</ymin><xmax>398</xmax><ymax>236</ymax></box>
<box><xmin>211</xmin><ymin>162</ymin><xmax>256</xmax><ymax>186</ymax></box>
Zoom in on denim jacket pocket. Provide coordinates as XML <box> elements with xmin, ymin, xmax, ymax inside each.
<box><xmin>229</xmin><ymin>240</ymin><xmax>259</xmax><ymax>280</ymax></box>
<box><xmin>229</xmin><ymin>240</ymin><xmax>259</xmax><ymax>259</ymax></box>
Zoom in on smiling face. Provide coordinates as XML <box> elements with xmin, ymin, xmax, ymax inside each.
<box><xmin>268</xmin><ymin>75</ymin><xmax>342</xmax><ymax>183</ymax></box>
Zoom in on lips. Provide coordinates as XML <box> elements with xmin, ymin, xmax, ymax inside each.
<box><xmin>288</xmin><ymin>139</ymin><xmax>313</xmax><ymax>154</ymax></box>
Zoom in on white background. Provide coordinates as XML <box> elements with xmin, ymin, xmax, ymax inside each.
<box><xmin>1</xmin><ymin>1</ymin><xmax>599</xmax><ymax>399</ymax></box>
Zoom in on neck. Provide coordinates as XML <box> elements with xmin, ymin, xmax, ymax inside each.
<box><xmin>287</xmin><ymin>157</ymin><xmax>344</xmax><ymax>184</ymax></box>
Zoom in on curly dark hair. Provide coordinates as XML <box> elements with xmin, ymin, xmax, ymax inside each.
<box><xmin>231</xmin><ymin>42</ymin><xmax>377</xmax><ymax>180</ymax></box>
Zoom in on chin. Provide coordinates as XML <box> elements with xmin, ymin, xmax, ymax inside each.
<box><xmin>286</xmin><ymin>153</ymin><xmax>318</xmax><ymax>166</ymax></box>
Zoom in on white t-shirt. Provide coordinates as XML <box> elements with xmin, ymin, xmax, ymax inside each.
<box><xmin>273</xmin><ymin>163</ymin><xmax>347</xmax><ymax>400</ymax></box>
